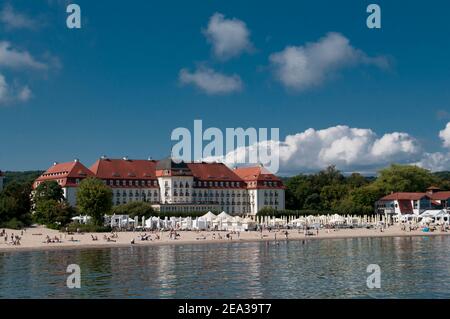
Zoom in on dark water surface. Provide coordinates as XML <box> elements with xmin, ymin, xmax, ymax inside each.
<box><xmin>0</xmin><ymin>236</ymin><xmax>449</xmax><ymax>298</ymax></box>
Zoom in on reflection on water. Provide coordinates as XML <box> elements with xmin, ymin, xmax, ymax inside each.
<box><xmin>0</xmin><ymin>236</ymin><xmax>449</xmax><ymax>298</ymax></box>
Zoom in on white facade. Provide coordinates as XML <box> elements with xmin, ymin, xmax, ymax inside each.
<box><xmin>157</xmin><ymin>176</ymin><xmax>193</xmax><ymax>204</ymax></box>
<box><xmin>63</xmin><ymin>187</ymin><xmax>78</xmax><ymax>207</ymax></box>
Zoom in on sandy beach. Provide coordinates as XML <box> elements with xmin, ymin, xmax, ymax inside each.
<box><xmin>0</xmin><ymin>224</ymin><xmax>449</xmax><ymax>252</ymax></box>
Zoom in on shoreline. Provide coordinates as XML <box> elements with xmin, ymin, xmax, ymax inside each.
<box><xmin>0</xmin><ymin>226</ymin><xmax>448</xmax><ymax>253</ymax></box>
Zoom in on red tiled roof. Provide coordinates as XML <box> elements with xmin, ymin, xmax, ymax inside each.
<box><xmin>233</xmin><ymin>166</ymin><xmax>282</xmax><ymax>182</ymax></box>
<box><xmin>90</xmin><ymin>158</ymin><xmax>157</xmax><ymax>180</ymax></box>
<box><xmin>187</xmin><ymin>162</ymin><xmax>242</xmax><ymax>182</ymax></box>
<box><xmin>35</xmin><ymin>161</ymin><xmax>94</xmax><ymax>188</ymax></box>
<box><xmin>37</xmin><ymin>161</ymin><xmax>94</xmax><ymax>180</ymax></box>
<box><xmin>35</xmin><ymin>159</ymin><xmax>285</xmax><ymax>190</ymax></box>
<box><xmin>429</xmin><ymin>191</ymin><xmax>450</xmax><ymax>200</ymax></box>
<box><xmin>379</xmin><ymin>192</ymin><xmax>428</xmax><ymax>201</ymax></box>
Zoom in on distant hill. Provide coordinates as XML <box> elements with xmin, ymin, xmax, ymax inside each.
<box><xmin>433</xmin><ymin>171</ymin><xmax>450</xmax><ymax>180</ymax></box>
<box><xmin>3</xmin><ymin>171</ymin><xmax>43</xmax><ymax>186</ymax></box>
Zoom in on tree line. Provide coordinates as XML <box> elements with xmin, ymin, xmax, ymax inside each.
<box><xmin>282</xmin><ymin>164</ymin><xmax>450</xmax><ymax>216</ymax></box>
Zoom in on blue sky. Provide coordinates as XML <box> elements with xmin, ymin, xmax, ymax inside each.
<box><xmin>1</xmin><ymin>0</ymin><xmax>450</xmax><ymax>174</ymax></box>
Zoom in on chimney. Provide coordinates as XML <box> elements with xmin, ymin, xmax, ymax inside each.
<box><xmin>123</xmin><ymin>156</ymin><xmax>129</xmax><ymax>161</ymax></box>
<box><xmin>74</xmin><ymin>158</ymin><xmax>79</xmax><ymax>163</ymax></box>
<box><xmin>53</xmin><ymin>162</ymin><xmax>58</xmax><ymax>166</ymax></box>
<box><xmin>100</xmin><ymin>155</ymin><xmax>107</xmax><ymax>160</ymax></box>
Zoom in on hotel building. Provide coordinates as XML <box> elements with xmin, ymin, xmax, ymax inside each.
<box><xmin>33</xmin><ymin>157</ymin><xmax>285</xmax><ymax>215</ymax></box>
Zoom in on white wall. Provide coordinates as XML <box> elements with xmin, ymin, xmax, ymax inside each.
<box><xmin>63</xmin><ymin>187</ymin><xmax>78</xmax><ymax>207</ymax></box>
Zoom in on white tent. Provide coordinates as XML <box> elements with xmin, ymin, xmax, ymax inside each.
<box><xmin>71</xmin><ymin>215</ymin><xmax>91</xmax><ymax>224</ymax></box>
<box><xmin>420</xmin><ymin>210</ymin><xmax>445</xmax><ymax>218</ymax></box>
<box><xmin>202</xmin><ymin>211</ymin><xmax>217</xmax><ymax>221</ymax></box>
<box><xmin>420</xmin><ymin>217</ymin><xmax>433</xmax><ymax>225</ymax></box>
<box><xmin>216</xmin><ymin>211</ymin><xmax>232</xmax><ymax>219</ymax></box>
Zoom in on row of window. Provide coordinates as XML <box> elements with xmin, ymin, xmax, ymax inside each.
<box><xmin>113</xmin><ymin>190</ymin><xmax>159</xmax><ymax>198</ymax></box>
<box><xmin>165</xmin><ymin>180</ymin><xmax>244</xmax><ymax>188</ymax></box>
<box><xmin>106</xmin><ymin>180</ymin><xmax>158</xmax><ymax>187</ymax></box>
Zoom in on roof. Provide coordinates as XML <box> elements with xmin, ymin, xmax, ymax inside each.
<box><xmin>90</xmin><ymin>158</ymin><xmax>157</xmax><ymax>179</ymax></box>
<box><xmin>187</xmin><ymin>162</ymin><xmax>242</xmax><ymax>182</ymax></box>
<box><xmin>233</xmin><ymin>166</ymin><xmax>282</xmax><ymax>182</ymax></box>
<box><xmin>379</xmin><ymin>192</ymin><xmax>429</xmax><ymax>201</ymax></box>
<box><xmin>35</xmin><ymin>160</ymin><xmax>94</xmax><ymax>187</ymax></box>
<box><xmin>35</xmin><ymin>158</ymin><xmax>285</xmax><ymax>190</ymax></box>
<box><xmin>429</xmin><ymin>191</ymin><xmax>450</xmax><ymax>200</ymax></box>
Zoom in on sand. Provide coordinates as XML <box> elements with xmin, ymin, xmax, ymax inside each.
<box><xmin>0</xmin><ymin>224</ymin><xmax>448</xmax><ymax>252</ymax></box>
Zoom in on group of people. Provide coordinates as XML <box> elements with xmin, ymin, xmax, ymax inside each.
<box><xmin>45</xmin><ymin>235</ymin><xmax>62</xmax><ymax>244</ymax></box>
<box><xmin>130</xmin><ymin>231</ymin><xmax>161</xmax><ymax>244</ymax></box>
<box><xmin>103</xmin><ymin>232</ymin><xmax>119</xmax><ymax>242</ymax></box>
<box><xmin>1</xmin><ymin>229</ymin><xmax>23</xmax><ymax>246</ymax></box>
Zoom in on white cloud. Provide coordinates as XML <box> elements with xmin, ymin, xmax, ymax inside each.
<box><xmin>269</xmin><ymin>32</ymin><xmax>389</xmax><ymax>91</ymax></box>
<box><xmin>0</xmin><ymin>73</ymin><xmax>32</xmax><ymax>105</ymax></box>
<box><xmin>0</xmin><ymin>4</ymin><xmax>39</xmax><ymax>30</ymax></box>
<box><xmin>0</xmin><ymin>74</ymin><xmax>8</xmax><ymax>102</ymax></box>
<box><xmin>0</xmin><ymin>41</ymin><xmax>47</xmax><ymax>70</ymax></box>
<box><xmin>17</xmin><ymin>85</ymin><xmax>32</xmax><ymax>101</ymax></box>
<box><xmin>416</xmin><ymin>152</ymin><xmax>450</xmax><ymax>172</ymax></box>
<box><xmin>439</xmin><ymin>122</ymin><xmax>450</xmax><ymax>148</ymax></box>
<box><xmin>205</xmin><ymin>125</ymin><xmax>420</xmax><ymax>175</ymax></box>
<box><xmin>179</xmin><ymin>66</ymin><xmax>243</xmax><ymax>95</ymax></box>
<box><xmin>203</xmin><ymin>12</ymin><xmax>253</xmax><ymax>61</ymax></box>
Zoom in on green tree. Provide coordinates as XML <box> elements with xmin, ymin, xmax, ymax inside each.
<box><xmin>112</xmin><ymin>201</ymin><xmax>155</xmax><ymax>218</ymax></box>
<box><xmin>76</xmin><ymin>177</ymin><xmax>112</xmax><ymax>225</ymax></box>
<box><xmin>285</xmin><ymin>175</ymin><xmax>312</xmax><ymax>209</ymax></box>
<box><xmin>34</xmin><ymin>180</ymin><xmax>64</xmax><ymax>202</ymax></box>
<box><xmin>320</xmin><ymin>184</ymin><xmax>349</xmax><ymax>211</ymax></box>
<box><xmin>346</xmin><ymin>173</ymin><xmax>369</xmax><ymax>188</ymax></box>
<box><xmin>34</xmin><ymin>199</ymin><xmax>75</xmax><ymax>227</ymax></box>
<box><xmin>0</xmin><ymin>181</ymin><xmax>33</xmax><ymax>228</ymax></box>
<box><xmin>373</xmin><ymin>164</ymin><xmax>438</xmax><ymax>193</ymax></box>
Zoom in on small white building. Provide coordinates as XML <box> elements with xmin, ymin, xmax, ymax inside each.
<box><xmin>375</xmin><ymin>192</ymin><xmax>432</xmax><ymax>216</ymax></box>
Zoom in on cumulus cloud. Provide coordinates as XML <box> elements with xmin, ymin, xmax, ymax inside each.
<box><xmin>269</xmin><ymin>32</ymin><xmax>389</xmax><ymax>91</ymax></box>
<box><xmin>0</xmin><ymin>4</ymin><xmax>39</xmax><ymax>30</ymax></box>
<box><xmin>179</xmin><ymin>66</ymin><xmax>243</xmax><ymax>95</ymax></box>
<box><xmin>416</xmin><ymin>152</ymin><xmax>450</xmax><ymax>172</ymax></box>
<box><xmin>204</xmin><ymin>125</ymin><xmax>420</xmax><ymax>175</ymax></box>
<box><xmin>203</xmin><ymin>12</ymin><xmax>253</xmax><ymax>61</ymax></box>
<box><xmin>0</xmin><ymin>74</ymin><xmax>32</xmax><ymax>105</ymax></box>
<box><xmin>0</xmin><ymin>41</ymin><xmax>47</xmax><ymax>70</ymax></box>
<box><xmin>439</xmin><ymin>122</ymin><xmax>450</xmax><ymax>148</ymax></box>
